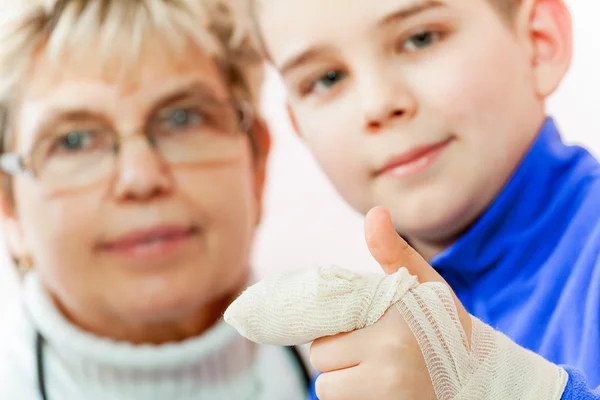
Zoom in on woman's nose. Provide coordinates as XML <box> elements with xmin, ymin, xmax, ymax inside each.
<box><xmin>112</xmin><ymin>136</ymin><xmax>173</xmax><ymax>201</ymax></box>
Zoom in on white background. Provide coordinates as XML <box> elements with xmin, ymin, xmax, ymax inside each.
<box><xmin>1</xmin><ymin>0</ymin><xmax>599</xmax><ymax>324</ymax></box>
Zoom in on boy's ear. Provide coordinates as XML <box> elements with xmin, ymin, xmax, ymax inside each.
<box><xmin>286</xmin><ymin>103</ymin><xmax>302</xmax><ymax>138</ymax></box>
<box><xmin>520</xmin><ymin>0</ymin><xmax>572</xmax><ymax>97</ymax></box>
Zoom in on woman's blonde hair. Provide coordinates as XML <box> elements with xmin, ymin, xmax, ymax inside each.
<box><xmin>0</xmin><ymin>0</ymin><xmax>265</xmax><ymax>153</ymax></box>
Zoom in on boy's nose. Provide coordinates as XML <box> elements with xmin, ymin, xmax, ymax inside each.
<box><xmin>365</xmin><ymin>107</ymin><xmax>406</xmax><ymax>131</ymax></box>
<box><xmin>359</xmin><ymin>74</ymin><xmax>416</xmax><ymax>133</ymax></box>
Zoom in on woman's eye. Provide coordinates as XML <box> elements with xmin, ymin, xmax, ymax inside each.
<box><xmin>308</xmin><ymin>70</ymin><xmax>347</xmax><ymax>95</ymax></box>
<box><xmin>165</xmin><ymin>108</ymin><xmax>204</xmax><ymax>130</ymax></box>
<box><xmin>55</xmin><ymin>131</ymin><xmax>93</xmax><ymax>152</ymax></box>
<box><xmin>401</xmin><ymin>31</ymin><xmax>442</xmax><ymax>52</ymax></box>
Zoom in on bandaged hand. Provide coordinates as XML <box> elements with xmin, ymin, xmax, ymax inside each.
<box><xmin>225</xmin><ymin>207</ymin><xmax>568</xmax><ymax>400</ymax></box>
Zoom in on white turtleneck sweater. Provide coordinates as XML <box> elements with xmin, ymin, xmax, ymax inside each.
<box><xmin>0</xmin><ymin>274</ymin><xmax>308</xmax><ymax>400</ymax></box>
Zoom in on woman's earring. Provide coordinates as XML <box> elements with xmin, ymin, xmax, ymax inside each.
<box><xmin>17</xmin><ymin>255</ymin><xmax>33</xmax><ymax>276</ymax></box>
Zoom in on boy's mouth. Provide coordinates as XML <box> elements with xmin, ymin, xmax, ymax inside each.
<box><xmin>375</xmin><ymin>138</ymin><xmax>453</xmax><ymax>179</ymax></box>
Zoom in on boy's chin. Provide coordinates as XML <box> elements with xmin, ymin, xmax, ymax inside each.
<box><xmin>386</xmin><ymin>195</ymin><xmax>482</xmax><ymax>249</ymax></box>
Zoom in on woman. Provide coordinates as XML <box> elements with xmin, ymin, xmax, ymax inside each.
<box><xmin>0</xmin><ymin>0</ymin><xmax>309</xmax><ymax>398</ymax></box>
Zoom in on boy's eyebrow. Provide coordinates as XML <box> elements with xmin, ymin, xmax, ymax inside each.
<box><xmin>278</xmin><ymin>46</ymin><xmax>333</xmax><ymax>77</ymax></box>
<box><xmin>377</xmin><ymin>0</ymin><xmax>446</xmax><ymax>28</ymax></box>
<box><xmin>278</xmin><ymin>0</ymin><xmax>445</xmax><ymax>76</ymax></box>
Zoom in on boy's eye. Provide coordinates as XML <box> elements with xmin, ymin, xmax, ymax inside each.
<box><xmin>401</xmin><ymin>31</ymin><xmax>441</xmax><ymax>52</ymax></box>
<box><xmin>308</xmin><ymin>70</ymin><xmax>347</xmax><ymax>95</ymax></box>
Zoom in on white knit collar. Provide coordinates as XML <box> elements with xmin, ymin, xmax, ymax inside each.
<box><xmin>20</xmin><ymin>271</ymin><xmax>274</xmax><ymax>400</ymax></box>
<box><xmin>10</xmin><ymin>273</ymin><xmax>307</xmax><ymax>400</ymax></box>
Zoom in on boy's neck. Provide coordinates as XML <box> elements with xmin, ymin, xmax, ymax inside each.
<box><xmin>406</xmin><ymin>237</ymin><xmax>457</xmax><ymax>262</ymax></box>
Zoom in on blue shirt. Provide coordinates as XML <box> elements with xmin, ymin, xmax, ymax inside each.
<box><xmin>309</xmin><ymin>118</ymin><xmax>600</xmax><ymax>399</ymax></box>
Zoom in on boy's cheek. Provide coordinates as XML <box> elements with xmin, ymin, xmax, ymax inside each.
<box><xmin>295</xmin><ymin>104</ymin><xmax>365</xmax><ymax>171</ymax></box>
<box><xmin>413</xmin><ymin>50</ymin><xmax>535</xmax><ymax>166</ymax></box>
<box><xmin>409</xmin><ymin>20</ymin><xmax>531</xmax><ymax>123</ymax></box>
<box><xmin>412</xmin><ymin>52</ymin><xmax>507</xmax><ymax>121</ymax></box>
<box><xmin>312</xmin><ymin>143</ymin><xmax>372</xmax><ymax>212</ymax></box>
<box><xmin>296</xmin><ymin>115</ymin><xmax>374</xmax><ymax>212</ymax></box>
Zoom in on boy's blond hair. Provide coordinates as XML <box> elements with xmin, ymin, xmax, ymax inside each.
<box><xmin>0</xmin><ymin>0</ymin><xmax>265</xmax><ymax>153</ymax></box>
<box><xmin>490</xmin><ymin>0</ymin><xmax>521</xmax><ymax>19</ymax></box>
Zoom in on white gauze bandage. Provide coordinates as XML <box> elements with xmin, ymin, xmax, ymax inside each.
<box><xmin>225</xmin><ymin>266</ymin><xmax>568</xmax><ymax>400</ymax></box>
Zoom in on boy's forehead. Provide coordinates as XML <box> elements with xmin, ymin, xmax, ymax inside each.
<box><xmin>257</xmin><ymin>0</ymin><xmax>447</xmax><ymax>15</ymax></box>
<box><xmin>257</xmin><ymin>0</ymin><xmax>481</xmax><ymax>67</ymax></box>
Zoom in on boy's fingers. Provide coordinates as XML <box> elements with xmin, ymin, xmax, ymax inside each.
<box><xmin>315</xmin><ymin>366</ymin><xmax>370</xmax><ymax>400</ymax></box>
<box><xmin>310</xmin><ymin>331</ymin><xmax>364</xmax><ymax>372</ymax></box>
<box><xmin>224</xmin><ymin>263</ymin><xmax>418</xmax><ymax>346</ymax></box>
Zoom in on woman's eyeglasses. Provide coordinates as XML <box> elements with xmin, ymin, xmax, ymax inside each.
<box><xmin>0</xmin><ymin>97</ymin><xmax>253</xmax><ymax>192</ymax></box>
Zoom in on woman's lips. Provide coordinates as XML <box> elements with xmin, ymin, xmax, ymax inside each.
<box><xmin>100</xmin><ymin>225</ymin><xmax>198</xmax><ymax>259</ymax></box>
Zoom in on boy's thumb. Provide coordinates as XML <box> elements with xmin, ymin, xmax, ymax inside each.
<box><xmin>365</xmin><ymin>206</ymin><xmax>444</xmax><ymax>284</ymax></box>
<box><xmin>365</xmin><ymin>206</ymin><xmax>472</xmax><ymax>338</ymax></box>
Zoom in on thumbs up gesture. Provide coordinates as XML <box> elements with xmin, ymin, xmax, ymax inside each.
<box><xmin>225</xmin><ymin>207</ymin><xmax>567</xmax><ymax>400</ymax></box>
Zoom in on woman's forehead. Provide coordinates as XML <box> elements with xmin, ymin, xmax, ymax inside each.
<box><xmin>14</xmin><ymin>40</ymin><xmax>229</xmax><ymax>152</ymax></box>
<box><xmin>25</xmin><ymin>36</ymin><xmax>226</xmax><ymax>98</ymax></box>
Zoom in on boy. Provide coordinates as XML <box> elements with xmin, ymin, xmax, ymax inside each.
<box><xmin>248</xmin><ymin>0</ymin><xmax>600</xmax><ymax>396</ymax></box>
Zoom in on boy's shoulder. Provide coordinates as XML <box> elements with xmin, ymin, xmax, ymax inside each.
<box><xmin>578</xmin><ymin>174</ymin><xmax>600</xmax><ymax>252</ymax></box>
<box><xmin>569</xmin><ymin>150</ymin><xmax>600</xmax><ymax>233</ymax></box>
<box><xmin>556</xmin><ymin>146</ymin><xmax>600</xmax><ymax>257</ymax></box>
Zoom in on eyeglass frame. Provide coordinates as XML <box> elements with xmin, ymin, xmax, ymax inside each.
<box><xmin>0</xmin><ymin>98</ymin><xmax>255</xmax><ymax>181</ymax></box>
